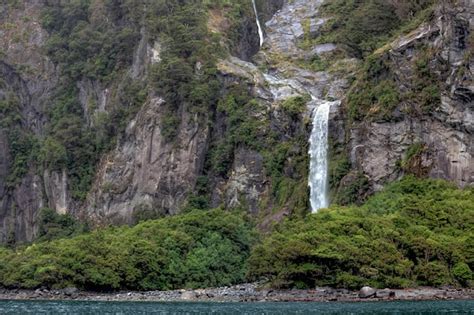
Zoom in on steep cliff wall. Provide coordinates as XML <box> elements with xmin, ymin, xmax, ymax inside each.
<box><xmin>0</xmin><ymin>0</ymin><xmax>472</xmax><ymax>243</ymax></box>
<box><xmin>0</xmin><ymin>1</ymin><xmax>57</xmax><ymax>243</ymax></box>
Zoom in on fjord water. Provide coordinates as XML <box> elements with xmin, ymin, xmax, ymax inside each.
<box><xmin>0</xmin><ymin>300</ymin><xmax>473</xmax><ymax>314</ymax></box>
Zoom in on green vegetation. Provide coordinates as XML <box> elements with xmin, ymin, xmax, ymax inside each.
<box><xmin>0</xmin><ymin>209</ymin><xmax>256</xmax><ymax>290</ymax></box>
<box><xmin>280</xmin><ymin>95</ymin><xmax>311</xmax><ymax>117</ymax></box>
<box><xmin>407</xmin><ymin>47</ymin><xmax>442</xmax><ymax>114</ymax></box>
<box><xmin>0</xmin><ymin>92</ymin><xmax>39</xmax><ymax>187</ymax></box>
<box><xmin>346</xmin><ymin>56</ymin><xmax>401</xmax><ymax>121</ymax></box>
<box><xmin>248</xmin><ymin>177</ymin><xmax>474</xmax><ymax>289</ymax></box>
<box><xmin>210</xmin><ymin>85</ymin><xmax>267</xmax><ymax>177</ymax></box>
<box><xmin>397</xmin><ymin>143</ymin><xmax>430</xmax><ymax>177</ymax></box>
<box><xmin>37</xmin><ymin>208</ymin><xmax>89</xmax><ymax>242</ymax></box>
<box><xmin>332</xmin><ymin>171</ymin><xmax>370</xmax><ymax>206</ymax></box>
<box><xmin>262</xmin><ymin>136</ymin><xmax>310</xmax><ymax>217</ymax></box>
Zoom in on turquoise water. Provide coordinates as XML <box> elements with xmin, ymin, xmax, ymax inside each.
<box><xmin>0</xmin><ymin>300</ymin><xmax>472</xmax><ymax>314</ymax></box>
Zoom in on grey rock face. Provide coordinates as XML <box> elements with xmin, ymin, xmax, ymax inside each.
<box><xmin>263</xmin><ymin>0</ymin><xmax>326</xmax><ymax>58</ymax></box>
<box><xmin>0</xmin><ymin>131</ymin><xmax>10</xmax><ymax>201</ymax></box>
<box><xmin>85</xmin><ymin>97</ymin><xmax>209</xmax><ymax>223</ymax></box>
<box><xmin>223</xmin><ymin>148</ymin><xmax>265</xmax><ymax>214</ymax></box>
<box><xmin>0</xmin><ymin>2</ymin><xmax>64</xmax><ymax>243</ymax></box>
<box><xmin>43</xmin><ymin>169</ymin><xmax>69</xmax><ymax>215</ymax></box>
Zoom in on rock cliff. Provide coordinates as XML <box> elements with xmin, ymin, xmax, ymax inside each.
<box><xmin>0</xmin><ymin>0</ymin><xmax>472</xmax><ymax>243</ymax></box>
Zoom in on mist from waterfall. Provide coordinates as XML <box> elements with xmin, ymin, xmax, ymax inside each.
<box><xmin>308</xmin><ymin>100</ymin><xmax>333</xmax><ymax>212</ymax></box>
<box><xmin>252</xmin><ymin>0</ymin><xmax>264</xmax><ymax>47</ymax></box>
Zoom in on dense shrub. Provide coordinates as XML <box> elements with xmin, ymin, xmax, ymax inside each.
<box><xmin>37</xmin><ymin>208</ymin><xmax>89</xmax><ymax>242</ymax></box>
<box><xmin>248</xmin><ymin>177</ymin><xmax>474</xmax><ymax>289</ymax></box>
<box><xmin>0</xmin><ymin>209</ymin><xmax>256</xmax><ymax>291</ymax></box>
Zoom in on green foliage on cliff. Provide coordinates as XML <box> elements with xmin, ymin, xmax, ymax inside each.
<box><xmin>280</xmin><ymin>95</ymin><xmax>311</xmax><ymax>117</ymax></box>
<box><xmin>346</xmin><ymin>44</ymin><xmax>442</xmax><ymax>122</ymax></box>
<box><xmin>248</xmin><ymin>177</ymin><xmax>474</xmax><ymax>289</ymax></box>
<box><xmin>37</xmin><ymin>208</ymin><xmax>89</xmax><ymax>242</ymax></box>
<box><xmin>42</xmin><ymin>0</ymin><xmax>140</xmax><ymax>81</ymax></box>
<box><xmin>39</xmin><ymin>1</ymin><xmax>144</xmax><ymax>200</ymax></box>
<box><xmin>0</xmin><ymin>209</ymin><xmax>256</xmax><ymax>291</ymax></box>
<box><xmin>318</xmin><ymin>0</ymin><xmax>436</xmax><ymax>57</ymax></box>
<box><xmin>0</xmin><ymin>92</ymin><xmax>39</xmax><ymax>186</ymax></box>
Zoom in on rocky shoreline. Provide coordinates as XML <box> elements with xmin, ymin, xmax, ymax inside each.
<box><xmin>0</xmin><ymin>284</ymin><xmax>472</xmax><ymax>303</ymax></box>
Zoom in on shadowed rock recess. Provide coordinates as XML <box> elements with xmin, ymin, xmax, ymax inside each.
<box><xmin>0</xmin><ymin>0</ymin><xmax>472</xmax><ymax>249</ymax></box>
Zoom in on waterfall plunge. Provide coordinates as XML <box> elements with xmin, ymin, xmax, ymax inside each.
<box><xmin>252</xmin><ymin>0</ymin><xmax>264</xmax><ymax>47</ymax></box>
<box><xmin>308</xmin><ymin>100</ymin><xmax>335</xmax><ymax>213</ymax></box>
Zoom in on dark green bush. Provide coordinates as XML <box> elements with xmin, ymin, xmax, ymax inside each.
<box><xmin>280</xmin><ymin>95</ymin><xmax>311</xmax><ymax>117</ymax></box>
<box><xmin>37</xmin><ymin>208</ymin><xmax>88</xmax><ymax>242</ymax></box>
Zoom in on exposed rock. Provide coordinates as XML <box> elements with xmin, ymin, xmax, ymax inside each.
<box><xmin>0</xmin><ymin>1</ymin><xmax>58</xmax><ymax>243</ymax></box>
<box><xmin>85</xmin><ymin>97</ymin><xmax>209</xmax><ymax>223</ymax></box>
<box><xmin>376</xmin><ymin>289</ymin><xmax>396</xmax><ymax>299</ymax></box>
<box><xmin>223</xmin><ymin>148</ymin><xmax>265</xmax><ymax>213</ymax></box>
<box><xmin>43</xmin><ymin>169</ymin><xmax>69</xmax><ymax>215</ymax></box>
<box><xmin>263</xmin><ymin>0</ymin><xmax>325</xmax><ymax>58</ymax></box>
<box><xmin>180</xmin><ymin>291</ymin><xmax>196</xmax><ymax>301</ymax></box>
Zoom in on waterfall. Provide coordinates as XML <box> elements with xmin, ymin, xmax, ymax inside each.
<box><xmin>308</xmin><ymin>100</ymin><xmax>333</xmax><ymax>212</ymax></box>
<box><xmin>252</xmin><ymin>0</ymin><xmax>264</xmax><ymax>47</ymax></box>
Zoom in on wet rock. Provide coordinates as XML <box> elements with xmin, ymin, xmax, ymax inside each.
<box><xmin>63</xmin><ymin>287</ymin><xmax>79</xmax><ymax>297</ymax></box>
<box><xmin>359</xmin><ymin>286</ymin><xmax>376</xmax><ymax>298</ymax></box>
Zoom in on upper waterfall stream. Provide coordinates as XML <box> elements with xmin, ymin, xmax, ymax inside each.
<box><xmin>252</xmin><ymin>0</ymin><xmax>264</xmax><ymax>47</ymax></box>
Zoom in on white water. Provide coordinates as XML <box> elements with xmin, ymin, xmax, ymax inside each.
<box><xmin>252</xmin><ymin>0</ymin><xmax>265</xmax><ymax>47</ymax></box>
<box><xmin>308</xmin><ymin>100</ymin><xmax>333</xmax><ymax>212</ymax></box>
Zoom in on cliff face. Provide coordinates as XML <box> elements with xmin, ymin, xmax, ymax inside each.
<box><xmin>0</xmin><ymin>1</ymin><xmax>57</xmax><ymax>243</ymax></box>
<box><xmin>338</xmin><ymin>0</ymin><xmax>473</xmax><ymax>198</ymax></box>
<box><xmin>0</xmin><ymin>0</ymin><xmax>472</xmax><ymax>243</ymax></box>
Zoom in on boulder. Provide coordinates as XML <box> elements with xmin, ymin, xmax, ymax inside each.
<box><xmin>63</xmin><ymin>287</ymin><xmax>79</xmax><ymax>296</ymax></box>
<box><xmin>359</xmin><ymin>286</ymin><xmax>376</xmax><ymax>298</ymax></box>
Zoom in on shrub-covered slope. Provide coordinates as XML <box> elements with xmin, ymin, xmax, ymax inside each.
<box><xmin>0</xmin><ymin>210</ymin><xmax>256</xmax><ymax>290</ymax></box>
<box><xmin>248</xmin><ymin>177</ymin><xmax>473</xmax><ymax>289</ymax></box>
<box><xmin>0</xmin><ymin>177</ymin><xmax>471</xmax><ymax>291</ymax></box>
